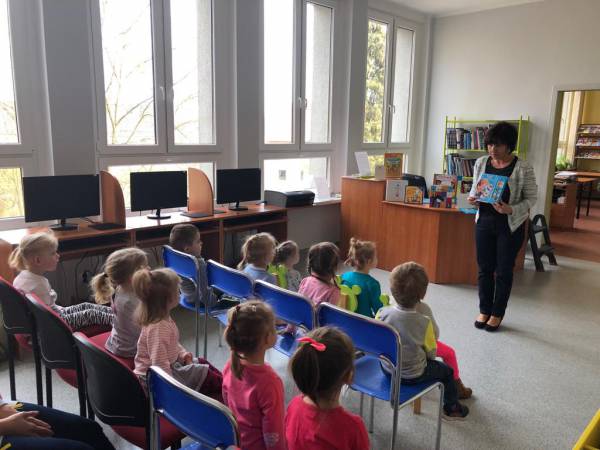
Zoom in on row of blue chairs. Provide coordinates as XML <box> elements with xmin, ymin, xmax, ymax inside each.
<box><xmin>163</xmin><ymin>248</ymin><xmax>443</xmax><ymax>450</ymax></box>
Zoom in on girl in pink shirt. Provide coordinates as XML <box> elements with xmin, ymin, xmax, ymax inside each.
<box><xmin>133</xmin><ymin>268</ymin><xmax>222</xmax><ymax>400</ymax></box>
<box><xmin>298</xmin><ymin>242</ymin><xmax>341</xmax><ymax>306</ymax></box>
<box><xmin>286</xmin><ymin>327</ymin><xmax>369</xmax><ymax>450</ymax></box>
<box><xmin>222</xmin><ymin>301</ymin><xmax>285</xmax><ymax>450</ymax></box>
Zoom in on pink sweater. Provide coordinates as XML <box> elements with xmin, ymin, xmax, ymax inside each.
<box><xmin>222</xmin><ymin>361</ymin><xmax>286</xmax><ymax>450</ymax></box>
<box><xmin>134</xmin><ymin>317</ymin><xmax>187</xmax><ymax>377</ymax></box>
<box><xmin>298</xmin><ymin>276</ymin><xmax>340</xmax><ymax>306</ymax></box>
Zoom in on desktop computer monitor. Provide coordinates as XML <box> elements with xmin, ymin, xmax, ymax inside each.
<box><xmin>23</xmin><ymin>174</ymin><xmax>100</xmax><ymax>231</ymax></box>
<box><xmin>130</xmin><ymin>171</ymin><xmax>187</xmax><ymax>220</ymax></box>
<box><xmin>216</xmin><ymin>168</ymin><xmax>261</xmax><ymax>211</ymax></box>
<box><xmin>402</xmin><ymin>174</ymin><xmax>429</xmax><ymax>199</ymax></box>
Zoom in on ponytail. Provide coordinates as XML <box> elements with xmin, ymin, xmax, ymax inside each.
<box><xmin>9</xmin><ymin>232</ymin><xmax>58</xmax><ymax>272</ymax></box>
<box><xmin>133</xmin><ymin>268</ymin><xmax>180</xmax><ymax>326</ymax></box>
<box><xmin>344</xmin><ymin>237</ymin><xmax>376</xmax><ymax>270</ymax></box>
<box><xmin>91</xmin><ymin>248</ymin><xmax>147</xmax><ymax>304</ymax></box>
<box><xmin>91</xmin><ymin>272</ymin><xmax>112</xmax><ymax>304</ymax></box>
<box><xmin>224</xmin><ymin>301</ymin><xmax>275</xmax><ymax>379</ymax></box>
<box><xmin>237</xmin><ymin>233</ymin><xmax>277</xmax><ymax>270</ymax></box>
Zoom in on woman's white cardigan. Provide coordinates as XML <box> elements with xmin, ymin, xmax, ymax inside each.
<box><xmin>468</xmin><ymin>155</ymin><xmax>538</xmax><ymax>232</ymax></box>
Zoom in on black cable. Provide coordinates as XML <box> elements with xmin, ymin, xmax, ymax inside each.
<box><xmin>73</xmin><ymin>252</ymin><xmax>88</xmax><ymax>302</ymax></box>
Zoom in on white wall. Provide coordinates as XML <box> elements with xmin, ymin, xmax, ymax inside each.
<box><xmin>424</xmin><ymin>0</ymin><xmax>600</xmax><ymax>215</ymax></box>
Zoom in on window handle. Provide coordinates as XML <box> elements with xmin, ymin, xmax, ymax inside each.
<box><xmin>159</xmin><ymin>86</ymin><xmax>166</xmax><ymax>101</ymax></box>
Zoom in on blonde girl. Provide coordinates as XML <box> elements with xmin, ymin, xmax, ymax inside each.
<box><xmin>237</xmin><ymin>233</ymin><xmax>277</xmax><ymax>285</ymax></box>
<box><xmin>222</xmin><ymin>301</ymin><xmax>285</xmax><ymax>450</ymax></box>
<box><xmin>132</xmin><ymin>268</ymin><xmax>222</xmax><ymax>399</ymax></box>
<box><xmin>91</xmin><ymin>247</ymin><xmax>148</xmax><ymax>358</ymax></box>
<box><xmin>10</xmin><ymin>232</ymin><xmax>113</xmax><ymax>331</ymax></box>
<box><xmin>340</xmin><ymin>238</ymin><xmax>383</xmax><ymax>317</ymax></box>
<box><xmin>273</xmin><ymin>240</ymin><xmax>301</xmax><ymax>292</ymax></box>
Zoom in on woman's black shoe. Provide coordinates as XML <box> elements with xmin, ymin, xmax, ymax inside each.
<box><xmin>485</xmin><ymin>317</ymin><xmax>503</xmax><ymax>332</ymax></box>
<box><xmin>474</xmin><ymin>320</ymin><xmax>487</xmax><ymax>329</ymax></box>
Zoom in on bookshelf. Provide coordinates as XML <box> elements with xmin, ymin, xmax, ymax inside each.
<box><xmin>575</xmin><ymin>124</ymin><xmax>600</xmax><ymax>161</ymax></box>
<box><xmin>442</xmin><ymin>115</ymin><xmax>530</xmax><ymax>178</ymax></box>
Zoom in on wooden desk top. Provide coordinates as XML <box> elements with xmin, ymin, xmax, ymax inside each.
<box><xmin>0</xmin><ymin>204</ymin><xmax>287</xmax><ymax>246</ymax></box>
<box><xmin>382</xmin><ymin>201</ymin><xmax>467</xmax><ymax>214</ymax></box>
<box><xmin>573</xmin><ymin>171</ymin><xmax>600</xmax><ymax>178</ymax></box>
<box><xmin>577</xmin><ymin>177</ymin><xmax>597</xmax><ymax>183</ymax></box>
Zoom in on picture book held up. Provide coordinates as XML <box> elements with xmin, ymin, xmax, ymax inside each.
<box><xmin>475</xmin><ymin>173</ymin><xmax>508</xmax><ymax>204</ymax></box>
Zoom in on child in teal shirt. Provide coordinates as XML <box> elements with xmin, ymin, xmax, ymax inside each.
<box><xmin>341</xmin><ymin>238</ymin><xmax>383</xmax><ymax>317</ymax></box>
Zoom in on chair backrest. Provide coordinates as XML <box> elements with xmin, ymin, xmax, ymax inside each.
<box><xmin>0</xmin><ymin>277</ymin><xmax>34</xmax><ymax>334</ymax></box>
<box><xmin>254</xmin><ymin>280</ymin><xmax>314</xmax><ymax>329</ymax></box>
<box><xmin>25</xmin><ymin>294</ymin><xmax>77</xmax><ymax>368</ymax></box>
<box><xmin>316</xmin><ymin>302</ymin><xmax>400</xmax><ymax>367</ymax></box>
<box><xmin>73</xmin><ymin>332</ymin><xmax>148</xmax><ymax>427</ymax></box>
<box><xmin>162</xmin><ymin>245</ymin><xmax>199</xmax><ymax>284</ymax></box>
<box><xmin>206</xmin><ymin>260</ymin><xmax>254</xmax><ymax>299</ymax></box>
<box><xmin>148</xmin><ymin>367</ymin><xmax>240</xmax><ymax>450</ymax></box>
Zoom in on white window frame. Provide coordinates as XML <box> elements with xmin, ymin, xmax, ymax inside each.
<box><xmin>259</xmin><ymin>0</ymin><xmax>336</xmax><ymax>153</ymax></box>
<box><xmin>0</xmin><ymin>0</ymin><xmax>36</xmax><ymax>156</ymax></box>
<box><xmin>362</xmin><ymin>10</ymin><xmax>417</xmax><ymax>151</ymax></box>
<box><xmin>260</xmin><ymin>152</ymin><xmax>331</xmax><ymax>194</ymax></box>
<box><xmin>90</xmin><ymin>0</ymin><xmax>220</xmax><ymax>155</ymax></box>
<box><xmin>0</xmin><ymin>155</ymin><xmax>38</xmax><ymax>230</ymax></box>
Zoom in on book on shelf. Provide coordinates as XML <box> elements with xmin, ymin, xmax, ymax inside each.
<box><xmin>446</xmin><ymin>153</ymin><xmax>479</xmax><ymax>177</ymax></box>
<box><xmin>404</xmin><ymin>185</ymin><xmax>423</xmax><ymax>204</ymax></box>
<box><xmin>433</xmin><ymin>174</ymin><xmax>458</xmax><ymax>198</ymax></box>
<box><xmin>578</xmin><ymin>124</ymin><xmax>600</xmax><ymax>135</ymax></box>
<box><xmin>384</xmin><ymin>153</ymin><xmax>404</xmax><ymax>178</ymax></box>
<box><xmin>456</xmin><ymin>177</ymin><xmax>474</xmax><ymax>209</ymax></box>
<box><xmin>385</xmin><ymin>179</ymin><xmax>408</xmax><ymax>202</ymax></box>
<box><xmin>446</xmin><ymin>126</ymin><xmax>489</xmax><ymax>150</ymax></box>
<box><xmin>576</xmin><ymin>137</ymin><xmax>600</xmax><ymax>147</ymax></box>
<box><xmin>429</xmin><ymin>185</ymin><xmax>453</xmax><ymax>208</ymax></box>
<box><xmin>475</xmin><ymin>174</ymin><xmax>508</xmax><ymax>204</ymax></box>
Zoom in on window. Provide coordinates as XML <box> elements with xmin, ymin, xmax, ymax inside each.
<box><xmin>262</xmin><ymin>0</ymin><xmax>334</xmax><ymax>149</ymax></box>
<box><xmin>0</xmin><ymin>166</ymin><xmax>23</xmax><ymax>219</ymax></box>
<box><xmin>363</xmin><ymin>14</ymin><xmax>415</xmax><ymax>147</ymax></box>
<box><xmin>92</xmin><ymin>0</ymin><xmax>215</xmax><ymax>152</ymax></box>
<box><xmin>263</xmin><ymin>157</ymin><xmax>328</xmax><ymax>192</ymax></box>
<box><xmin>0</xmin><ymin>0</ymin><xmax>18</xmax><ymax>145</ymax></box>
<box><xmin>108</xmin><ymin>162</ymin><xmax>214</xmax><ymax>209</ymax></box>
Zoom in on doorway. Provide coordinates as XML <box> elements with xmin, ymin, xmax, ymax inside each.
<box><xmin>548</xmin><ymin>90</ymin><xmax>600</xmax><ymax>262</ymax></box>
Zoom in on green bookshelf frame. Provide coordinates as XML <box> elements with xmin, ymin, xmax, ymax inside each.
<box><xmin>443</xmin><ymin>115</ymin><xmax>530</xmax><ymax>177</ymax></box>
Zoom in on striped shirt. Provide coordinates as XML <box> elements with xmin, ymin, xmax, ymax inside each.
<box><xmin>134</xmin><ymin>317</ymin><xmax>187</xmax><ymax>377</ymax></box>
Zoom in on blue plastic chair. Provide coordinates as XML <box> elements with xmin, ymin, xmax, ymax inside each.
<box><xmin>316</xmin><ymin>303</ymin><xmax>443</xmax><ymax>450</ymax></box>
<box><xmin>148</xmin><ymin>366</ymin><xmax>239</xmax><ymax>450</ymax></box>
<box><xmin>254</xmin><ymin>280</ymin><xmax>315</xmax><ymax>357</ymax></box>
<box><xmin>206</xmin><ymin>260</ymin><xmax>255</xmax><ymax>346</ymax></box>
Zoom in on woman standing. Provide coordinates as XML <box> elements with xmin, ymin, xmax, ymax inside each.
<box><xmin>468</xmin><ymin>121</ymin><xmax>537</xmax><ymax>331</ymax></box>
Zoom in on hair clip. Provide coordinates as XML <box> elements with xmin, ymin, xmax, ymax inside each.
<box><xmin>298</xmin><ymin>336</ymin><xmax>326</xmax><ymax>352</ymax></box>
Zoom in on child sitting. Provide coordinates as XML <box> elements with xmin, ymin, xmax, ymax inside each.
<box><xmin>341</xmin><ymin>238</ymin><xmax>383</xmax><ymax>317</ymax></box>
<box><xmin>133</xmin><ymin>268</ymin><xmax>222</xmax><ymax>399</ymax></box>
<box><xmin>377</xmin><ymin>262</ymin><xmax>469</xmax><ymax>420</ymax></box>
<box><xmin>286</xmin><ymin>327</ymin><xmax>369</xmax><ymax>450</ymax></box>
<box><xmin>272</xmin><ymin>240</ymin><xmax>302</xmax><ymax>292</ymax></box>
<box><xmin>222</xmin><ymin>301</ymin><xmax>285</xmax><ymax>450</ymax></box>
<box><xmin>237</xmin><ymin>233</ymin><xmax>277</xmax><ymax>285</ymax></box>
<box><xmin>91</xmin><ymin>247</ymin><xmax>148</xmax><ymax>358</ymax></box>
<box><xmin>298</xmin><ymin>242</ymin><xmax>340</xmax><ymax>306</ymax></box>
<box><xmin>169</xmin><ymin>223</ymin><xmax>217</xmax><ymax>307</ymax></box>
<box><xmin>10</xmin><ymin>232</ymin><xmax>113</xmax><ymax>331</ymax></box>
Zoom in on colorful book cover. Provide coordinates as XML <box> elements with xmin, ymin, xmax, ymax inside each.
<box><xmin>475</xmin><ymin>173</ymin><xmax>509</xmax><ymax>204</ymax></box>
<box><xmin>404</xmin><ymin>185</ymin><xmax>423</xmax><ymax>204</ymax></box>
<box><xmin>433</xmin><ymin>174</ymin><xmax>458</xmax><ymax>198</ymax></box>
<box><xmin>385</xmin><ymin>179</ymin><xmax>408</xmax><ymax>202</ymax></box>
<box><xmin>384</xmin><ymin>153</ymin><xmax>404</xmax><ymax>178</ymax></box>
<box><xmin>429</xmin><ymin>185</ymin><xmax>453</xmax><ymax>208</ymax></box>
<box><xmin>456</xmin><ymin>177</ymin><xmax>474</xmax><ymax>209</ymax></box>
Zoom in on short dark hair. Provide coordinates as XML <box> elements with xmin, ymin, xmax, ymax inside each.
<box><xmin>169</xmin><ymin>224</ymin><xmax>200</xmax><ymax>252</ymax></box>
<box><xmin>390</xmin><ymin>262</ymin><xmax>429</xmax><ymax>308</ymax></box>
<box><xmin>484</xmin><ymin>121</ymin><xmax>518</xmax><ymax>152</ymax></box>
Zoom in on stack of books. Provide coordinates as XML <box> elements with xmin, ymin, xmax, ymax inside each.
<box><xmin>446</xmin><ymin>126</ymin><xmax>489</xmax><ymax>150</ymax></box>
<box><xmin>446</xmin><ymin>154</ymin><xmax>478</xmax><ymax>177</ymax></box>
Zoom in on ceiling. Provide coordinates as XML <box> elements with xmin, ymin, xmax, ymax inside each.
<box><xmin>389</xmin><ymin>0</ymin><xmax>545</xmax><ymax>17</ymax></box>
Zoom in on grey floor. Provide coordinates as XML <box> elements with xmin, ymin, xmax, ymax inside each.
<box><xmin>1</xmin><ymin>255</ymin><xmax>599</xmax><ymax>450</ymax></box>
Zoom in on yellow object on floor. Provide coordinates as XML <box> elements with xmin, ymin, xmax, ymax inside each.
<box><xmin>573</xmin><ymin>409</ymin><xmax>600</xmax><ymax>450</ymax></box>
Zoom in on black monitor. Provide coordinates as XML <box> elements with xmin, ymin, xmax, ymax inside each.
<box><xmin>402</xmin><ymin>174</ymin><xmax>429</xmax><ymax>199</ymax></box>
<box><xmin>216</xmin><ymin>168</ymin><xmax>261</xmax><ymax>211</ymax></box>
<box><xmin>23</xmin><ymin>175</ymin><xmax>100</xmax><ymax>231</ymax></box>
<box><xmin>130</xmin><ymin>171</ymin><xmax>187</xmax><ymax>220</ymax></box>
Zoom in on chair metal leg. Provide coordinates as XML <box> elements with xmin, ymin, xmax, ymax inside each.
<box><xmin>32</xmin><ymin>341</ymin><xmax>43</xmax><ymax>405</ymax></box>
<box><xmin>203</xmin><ymin>309</ymin><xmax>208</xmax><ymax>360</ymax></box>
<box><xmin>87</xmin><ymin>397</ymin><xmax>95</xmax><ymax>420</ymax></box>
<box><xmin>413</xmin><ymin>398</ymin><xmax>422</xmax><ymax>414</ymax></box>
<box><xmin>359</xmin><ymin>393</ymin><xmax>364</xmax><ymax>418</ymax></box>
<box><xmin>218</xmin><ymin>323</ymin><xmax>223</xmax><ymax>347</ymax></box>
<box><xmin>76</xmin><ymin>365</ymin><xmax>86</xmax><ymax>417</ymax></box>
<box><xmin>6</xmin><ymin>334</ymin><xmax>16</xmax><ymax>400</ymax></box>
<box><xmin>45</xmin><ymin>367</ymin><xmax>52</xmax><ymax>408</ymax></box>
<box><xmin>369</xmin><ymin>396</ymin><xmax>375</xmax><ymax>433</ymax></box>
<box><xmin>435</xmin><ymin>385</ymin><xmax>444</xmax><ymax>450</ymax></box>
<box><xmin>390</xmin><ymin>399</ymin><xmax>399</xmax><ymax>450</ymax></box>
<box><xmin>194</xmin><ymin>302</ymin><xmax>200</xmax><ymax>357</ymax></box>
